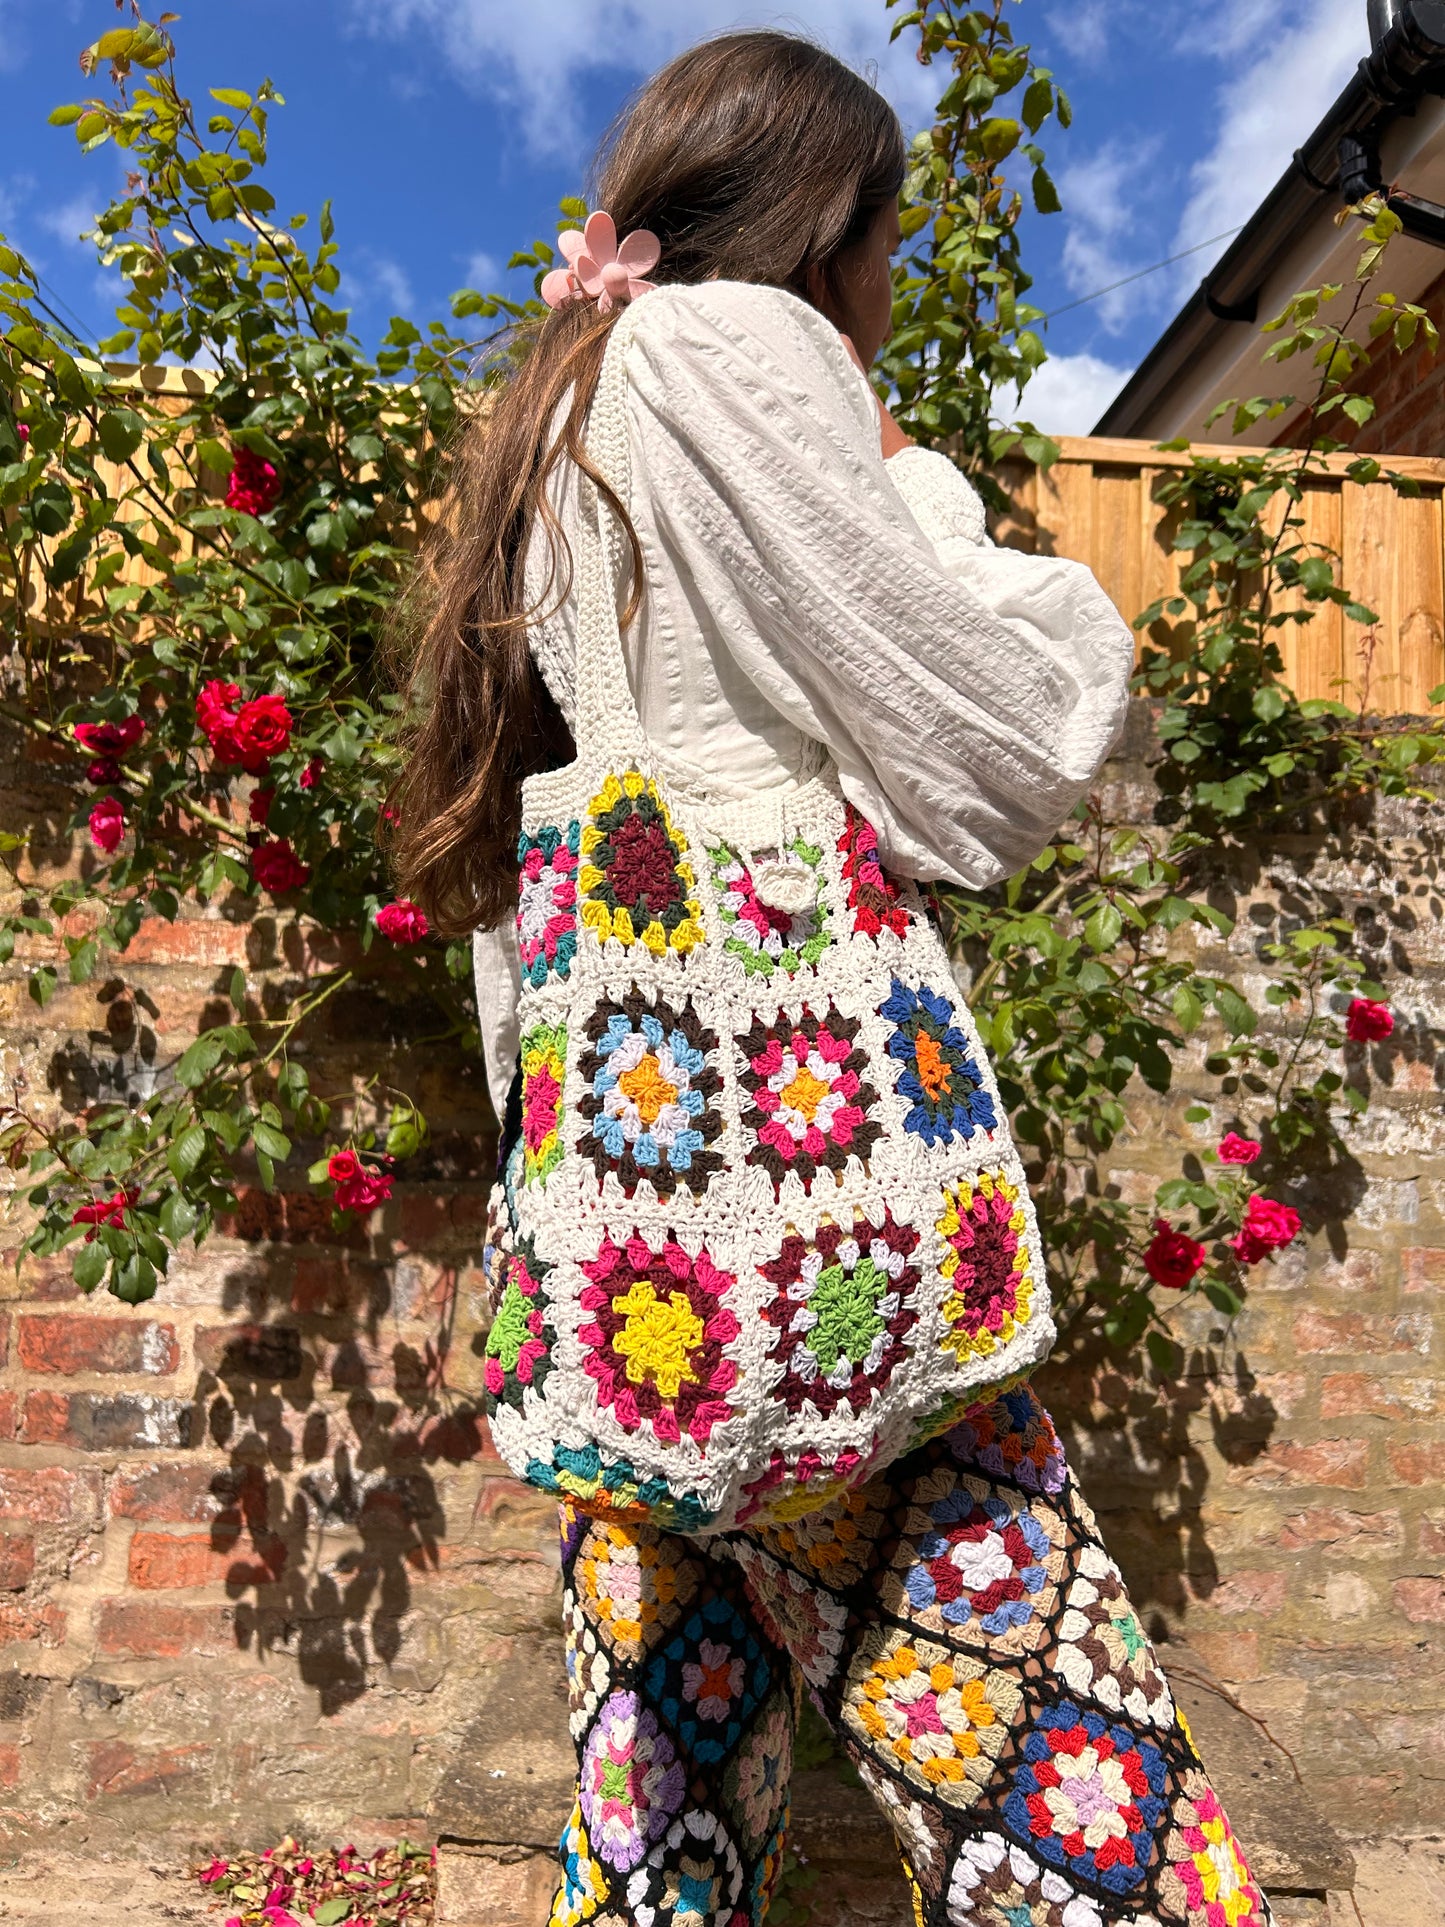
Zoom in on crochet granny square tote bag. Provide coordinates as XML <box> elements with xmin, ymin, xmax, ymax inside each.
<box><xmin>481</xmin><ymin>306</ymin><xmax>1055</xmax><ymax>1534</ymax></box>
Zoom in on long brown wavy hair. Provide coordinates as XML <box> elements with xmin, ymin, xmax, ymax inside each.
<box><xmin>389</xmin><ymin>31</ymin><xmax>906</xmax><ymax>936</ymax></box>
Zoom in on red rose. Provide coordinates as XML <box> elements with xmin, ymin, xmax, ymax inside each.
<box><xmin>88</xmin><ymin>796</ymin><xmax>125</xmax><ymax>854</ymax></box>
<box><xmin>229</xmin><ymin>694</ymin><xmax>293</xmax><ymax>774</ymax></box>
<box><xmin>86</xmin><ymin>758</ymin><xmax>121</xmax><ymax>786</ymax></box>
<box><xmin>1143</xmin><ymin>1218</ymin><xmax>1205</xmax><ymax>1290</ymax></box>
<box><xmin>16</xmin><ymin>423</ymin><xmax>28</xmax><ymax>447</ymax></box>
<box><xmin>249</xmin><ymin>786</ymin><xmax>274</xmax><ymax>826</ymax></box>
<box><xmin>250</xmin><ymin>838</ymin><xmax>310</xmax><ymax>894</ymax></box>
<box><xmin>196</xmin><ymin>679</ymin><xmax>242</xmax><ymax>761</ymax></box>
<box><xmin>1231</xmin><ymin>1195</ymin><xmax>1301</xmax><ymax>1266</ymax></box>
<box><xmin>71</xmin><ymin>1187</ymin><xmax>137</xmax><ymax>1240</ymax></box>
<box><xmin>73</xmin><ymin>717</ymin><xmax>144</xmax><ymax>757</ymax></box>
<box><xmin>327</xmin><ymin>1150</ymin><xmax>393</xmax><ymax>1215</ymax></box>
<box><xmin>1346</xmin><ymin>997</ymin><xmax>1393</xmax><ymax>1043</ymax></box>
<box><xmin>375</xmin><ymin>899</ymin><xmax>429</xmax><ymax>943</ymax></box>
<box><xmin>1217</xmin><ymin>1132</ymin><xmax>1261</xmax><ymax>1165</ymax></box>
<box><xmin>225</xmin><ymin>447</ymin><xmax>281</xmax><ymax>517</ymax></box>
<box><xmin>299</xmin><ymin>758</ymin><xmax>322</xmax><ymax>790</ymax></box>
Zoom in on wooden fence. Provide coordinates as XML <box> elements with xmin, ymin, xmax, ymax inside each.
<box><xmin>994</xmin><ymin>435</ymin><xmax>1445</xmax><ymax>714</ymax></box>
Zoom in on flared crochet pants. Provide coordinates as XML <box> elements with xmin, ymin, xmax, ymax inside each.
<box><xmin>548</xmin><ymin>1384</ymin><xmax>1271</xmax><ymax>1927</ymax></box>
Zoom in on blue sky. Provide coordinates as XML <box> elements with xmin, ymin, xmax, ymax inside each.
<box><xmin>0</xmin><ymin>0</ymin><xmax>1368</xmax><ymax>432</ymax></box>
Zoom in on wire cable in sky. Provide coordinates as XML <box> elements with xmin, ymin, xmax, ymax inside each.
<box><xmin>1040</xmin><ymin>226</ymin><xmax>1247</xmax><ymax>324</ymax></box>
<box><xmin>30</xmin><ymin>269</ymin><xmax>102</xmax><ymax>350</ymax></box>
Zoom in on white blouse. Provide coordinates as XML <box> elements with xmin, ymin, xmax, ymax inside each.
<box><xmin>472</xmin><ymin>279</ymin><xmax>1135</xmax><ymax>1100</ymax></box>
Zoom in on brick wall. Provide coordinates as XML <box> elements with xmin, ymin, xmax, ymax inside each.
<box><xmin>1280</xmin><ymin>259</ymin><xmax>1445</xmax><ymax>456</ymax></box>
<box><xmin>0</xmin><ymin>708</ymin><xmax>1439</xmax><ymax>1857</ymax></box>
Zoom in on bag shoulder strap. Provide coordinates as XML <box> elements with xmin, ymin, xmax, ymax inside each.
<box><xmin>573</xmin><ymin>307</ymin><xmax>645</xmax><ymax>750</ymax></box>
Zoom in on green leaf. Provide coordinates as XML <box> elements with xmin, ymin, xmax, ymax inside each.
<box><xmin>97</xmin><ymin>408</ymin><xmax>144</xmax><ymax>464</ymax></box>
<box><xmin>252</xmin><ymin>1122</ymin><xmax>291</xmax><ymax>1161</ymax></box>
<box><xmin>1083</xmin><ymin>903</ymin><xmax>1123</xmax><ymax>953</ymax></box>
<box><xmin>159</xmin><ymin>1192</ymin><xmax>200</xmax><ymax>1244</ymax></box>
<box><xmin>312</xmin><ymin>1900</ymin><xmax>353</xmax><ymax>1926</ymax></box>
<box><xmin>72</xmin><ymin>1240</ymin><xmax>108</xmax><ymax>1293</ymax></box>
<box><xmin>167</xmin><ymin>1125</ymin><xmax>207</xmax><ymax>1183</ymax></box>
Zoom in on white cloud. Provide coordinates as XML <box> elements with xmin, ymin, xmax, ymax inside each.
<box><xmin>1054</xmin><ymin>142</ymin><xmax>1157</xmax><ymax>336</ymax></box>
<box><xmin>1045</xmin><ymin>0</ymin><xmax>1112</xmax><ymax>66</ymax></box>
<box><xmin>38</xmin><ymin>191</ymin><xmax>100</xmax><ymax>248</ymax></box>
<box><xmin>462</xmin><ymin>249</ymin><xmax>499</xmax><ymax>291</ymax></box>
<box><xmin>1002</xmin><ymin>351</ymin><xmax>1135</xmax><ymax>437</ymax></box>
<box><xmin>345</xmin><ymin>0</ymin><xmax>941</xmax><ymax>155</ymax></box>
<box><xmin>1171</xmin><ymin>0</ymin><xmax>1364</xmax><ymax>283</ymax></box>
<box><xmin>348</xmin><ymin>251</ymin><xmax>416</xmax><ymax>315</ymax></box>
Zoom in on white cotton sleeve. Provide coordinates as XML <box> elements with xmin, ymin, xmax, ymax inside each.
<box><xmin>620</xmin><ymin>282</ymin><xmax>1137</xmax><ymax>887</ymax></box>
<box><xmin>473</xmin><ymin>923</ymin><xmax>522</xmax><ymax>1114</ymax></box>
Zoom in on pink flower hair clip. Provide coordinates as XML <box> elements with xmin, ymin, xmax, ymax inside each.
<box><xmin>541</xmin><ymin>210</ymin><xmax>661</xmax><ymax>315</ymax></box>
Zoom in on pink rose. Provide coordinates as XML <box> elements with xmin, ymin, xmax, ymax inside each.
<box><xmin>250</xmin><ymin>838</ymin><xmax>310</xmax><ymax>894</ymax></box>
<box><xmin>375</xmin><ymin>899</ymin><xmax>429</xmax><ymax>943</ymax></box>
<box><xmin>196</xmin><ymin>679</ymin><xmax>242</xmax><ymax>760</ymax></box>
<box><xmin>1346</xmin><ymin>997</ymin><xmax>1393</xmax><ymax>1043</ymax></box>
<box><xmin>1231</xmin><ymin>1194</ymin><xmax>1301</xmax><ymax>1266</ymax></box>
<box><xmin>327</xmin><ymin>1150</ymin><xmax>393</xmax><ymax>1215</ymax></box>
<box><xmin>299</xmin><ymin>758</ymin><xmax>322</xmax><ymax>790</ymax></box>
<box><xmin>16</xmin><ymin>423</ymin><xmax>28</xmax><ymax>447</ymax></box>
<box><xmin>88</xmin><ymin>795</ymin><xmax>125</xmax><ymax>854</ymax></box>
<box><xmin>1217</xmin><ymin>1132</ymin><xmax>1261</xmax><ymax>1165</ymax></box>
<box><xmin>86</xmin><ymin>758</ymin><xmax>121</xmax><ymax>786</ymax></box>
<box><xmin>74</xmin><ymin>717</ymin><xmax>144</xmax><ymax>757</ymax></box>
<box><xmin>225</xmin><ymin>447</ymin><xmax>282</xmax><ymax>516</ymax></box>
<box><xmin>1142</xmin><ymin>1218</ymin><xmax>1205</xmax><ymax>1290</ymax></box>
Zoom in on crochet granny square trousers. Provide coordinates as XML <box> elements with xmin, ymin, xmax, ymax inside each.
<box><xmin>549</xmin><ymin>1384</ymin><xmax>1271</xmax><ymax>1927</ymax></box>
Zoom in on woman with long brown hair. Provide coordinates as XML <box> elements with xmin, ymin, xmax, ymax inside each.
<box><xmin>392</xmin><ymin>31</ymin><xmax>1271</xmax><ymax>1927</ymax></box>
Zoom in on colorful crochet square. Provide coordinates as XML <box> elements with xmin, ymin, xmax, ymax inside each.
<box><xmin>1165</xmin><ymin>1781</ymin><xmax>1269</xmax><ymax>1927</ymax></box>
<box><xmin>843</xmin><ymin>1629</ymin><xmax>1019</xmax><ymax>1808</ymax></box>
<box><xmin>892</xmin><ymin>1468</ymin><xmax>1067</xmax><ymax>1650</ymax></box>
<box><xmin>757</xmin><ymin>1210</ymin><xmax>921</xmax><ymax>1417</ymax></box>
<box><xmin>577</xmin><ymin>989</ymin><xmax>724</xmax><ymax>1199</ymax></box>
<box><xmin>482</xmin><ymin>1233</ymin><xmax>554</xmax><ymax>1416</ymax></box>
<box><xmin>945</xmin><ymin>1832</ymin><xmax>1108</xmax><ymax>1926</ymax></box>
<box><xmin>734</xmin><ymin>1439</ymin><xmax>875</xmax><ymax>1528</ymax></box>
<box><xmin>575</xmin><ymin>1519</ymin><xmax>700</xmax><ymax>1660</ymax></box>
<box><xmin>579</xmin><ymin>771</ymin><xmax>703</xmax><ymax>957</ymax></box>
<box><xmin>721</xmin><ymin>1686</ymin><xmax>794</xmax><ymax>1856</ymax></box>
<box><xmin>946</xmin><ymin>1387</ymin><xmax>1067</xmax><ymax>1497</ymax></box>
<box><xmin>520</xmin><ymin>1020</ymin><xmax>568</xmax><ymax>1188</ymax></box>
<box><xmin>936</xmin><ymin>1170</ymin><xmax>1036</xmax><ymax>1365</ymax></box>
<box><xmin>727</xmin><ymin>1541</ymin><xmax>848</xmax><ymax>1688</ymax></box>
<box><xmin>737</xmin><ymin>1001</ymin><xmax>882</xmax><ymax>1188</ymax></box>
<box><xmin>578</xmin><ymin>1234</ymin><xmax>740</xmax><ymax>1445</ymax></box>
<box><xmin>1055</xmin><ymin>1542</ymin><xmax>1174</xmax><ymax>1726</ymax></box>
<box><xmin>517</xmin><ymin>820</ymin><xmax>580</xmax><ymax>985</ymax></box>
<box><xmin>708</xmin><ymin>835</ymin><xmax>832</xmax><ymax>977</ymax></box>
<box><xmin>838</xmin><ymin>803</ymin><xmax>910</xmax><ymax>939</ymax></box>
<box><xmin>550</xmin><ymin>1800</ymin><xmax>608</xmax><ymax>1927</ymax></box>
<box><xmin>578</xmin><ymin>1689</ymin><xmax>687</xmax><ymax>1873</ymax></box>
<box><xmin>752</xmin><ymin>1477</ymin><xmax>888</xmax><ymax>1588</ymax></box>
<box><xmin>623</xmin><ymin>1808</ymin><xmax>744</xmax><ymax>1927</ymax></box>
<box><xmin>1003</xmin><ymin>1699</ymin><xmax>1170</xmax><ymax>1894</ymax></box>
<box><xmin>524</xmin><ymin>1439</ymin><xmax>713</xmax><ymax>1533</ymax></box>
<box><xmin>564</xmin><ymin>1594</ymin><xmax>612</xmax><ymax>1741</ymax></box>
<box><xmin>880</xmin><ymin>978</ymin><xmax>997</xmax><ymax>1148</ymax></box>
<box><xmin>641</xmin><ymin>1593</ymin><xmax>774</xmax><ymax>1765</ymax></box>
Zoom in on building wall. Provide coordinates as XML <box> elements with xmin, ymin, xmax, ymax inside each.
<box><xmin>1289</xmin><ymin>258</ymin><xmax>1445</xmax><ymax>457</ymax></box>
<box><xmin>0</xmin><ymin>709</ymin><xmax>1439</xmax><ymax>1858</ymax></box>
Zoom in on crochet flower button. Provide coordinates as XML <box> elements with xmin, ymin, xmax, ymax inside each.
<box><xmin>578</xmin><ymin>1235</ymin><xmax>740</xmax><ymax>1446</ymax></box>
<box><xmin>842</xmin><ymin>1630</ymin><xmax>1019</xmax><ymax>1809</ymax></box>
<box><xmin>520</xmin><ymin>1020</ymin><xmax>567</xmax><ymax>1188</ymax></box>
<box><xmin>880</xmin><ymin>979</ymin><xmax>997</xmax><ymax>1148</ymax></box>
<box><xmin>578</xmin><ymin>990</ymin><xmax>724</xmax><ymax>1199</ymax></box>
<box><xmin>579</xmin><ymin>1691</ymin><xmax>687</xmax><ymax>1874</ymax></box>
<box><xmin>623</xmin><ymin>1809</ymin><xmax>744</xmax><ymax>1927</ymax></box>
<box><xmin>947</xmin><ymin>1386</ymin><xmax>1067</xmax><ymax>1497</ymax></box>
<box><xmin>837</xmin><ymin>803</ymin><xmax>910</xmax><ymax>940</ymax></box>
<box><xmin>1002</xmin><ymin>1701</ymin><xmax>1170</xmax><ymax>1896</ymax></box>
<box><xmin>758</xmin><ymin>1211</ymin><xmax>921</xmax><ymax>1418</ymax></box>
<box><xmin>945</xmin><ymin>1832</ymin><xmax>1108</xmax><ymax>1926</ymax></box>
<box><xmin>1055</xmin><ymin>1543</ymin><xmax>1174</xmax><ymax>1727</ymax></box>
<box><xmin>722</xmin><ymin>1689</ymin><xmax>794</xmax><ymax>1857</ymax></box>
<box><xmin>643</xmin><ymin>1594</ymin><xmax>773</xmax><ymax>1765</ymax></box>
<box><xmin>580</xmin><ymin>771</ymin><xmax>703</xmax><ymax>958</ymax></box>
<box><xmin>482</xmin><ymin>1234</ymin><xmax>554</xmax><ymax>1415</ymax></box>
<box><xmin>575</xmin><ymin>1520</ymin><xmax>700</xmax><ymax>1660</ymax></box>
<box><xmin>890</xmin><ymin>1467</ymin><xmax>1067</xmax><ymax>1653</ymax></box>
<box><xmin>737</xmin><ymin>1003</ymin><xmax>882</xmax><ymax>1189</ymax></box>
<box><xmin>708</xmin><ymin>835</ymin><xmax>832</xmax><ymax>978</ymax></box>
<box><xmin>937</xmin><ymin>1171</ymin><xmax>1036</xmax><ymax>1366</ymax></box>
<box><xmin>517</xmin><ymin>821</ymin><xmax>579</xmax><ymax>985</ymax></box>
<box><xmin>1162</xmin><ymin>1778</ymin><xmax>1269</xmax><ymax>1927</ymax></box>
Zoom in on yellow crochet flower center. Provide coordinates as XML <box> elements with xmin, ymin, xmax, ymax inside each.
<box><xmin>610</xmin><ymin>1280</ymin><xmax>704</xmax><ymax>1397</ymax></box>
<box><xmin>1194</xmin><ymin>1821</ymin><xmax>1254</xmax><ymax>1919</ymax></box>
<box><xmin>579</xmin><ymin>772</ymin><xmax>704</xmax><ymax>957</ymax></box>
<box><xmin>935</xmin><ymin>1169</ymin><xmax>1035</xmax><ymax>1364</ymax></box>
<box><xmin>779</xmin><ymin>1060</ymin><xmax>830</xmax><ymax>1122</ymax></box>
<box><xmin>616</xmin><ymin>1052</ymin><xmax>679</xmax><ymax>1126</ymax></box>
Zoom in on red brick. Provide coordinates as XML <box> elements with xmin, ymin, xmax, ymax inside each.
<box><xmin>85</xmin><ymin>1739</ymin><xmax>211</xmax><ymax>1799</ymax></box>
<box><xmin>120</xmin><ymin>917</ymin><xmax>251</xmax><ymax>965</ymax></box>
<box><xmin>1277</xmin><ymin>1506</ymin><xmax>1403</xmax><ymax>1557</ymax></box>
<box><xmin>1394</xmin><ymin>1578</ymin><xmax>1445</xmax><ymax>1625</ymax></box>
<box><xmin>15</xmin><ymin>1312</ymin><xmax>178</xmax><ymax>1377</ymax></box>
<box><xmin>218</xmin><ymin>1187</ymin><xmax>364</xmax><ymax>1249</ymax></box>
<box><xmin>0</xmin><ymin>1744</ymin><xmax>20</xmax><ymax>1789</ymax></box>
<box><xmin>1200</xmin><ymin>1569</ymin><xmax>1288</xmax><ymax>1617</ymax></box>
<box><xmin>1402</xmin><ymin>1248</ymin><xmax>1445</xmax><ymax>1293</ymax></box>
<box><xmin>109</xmin><ymin>1462</ymin><xmax>236</xmax><ymax>1523</ymax></box>
<box><xmin>1228</xmin><ymin>1437</ymin><xmax>1369</xmax><ymax>1489</ymax></box>
<box><xmin>20</xmin><ymin>1390</ymin><xmax>191</xmax><ymax>1450</ymax></box>
<box><xmin>1320</xmin><ymin>1374</ymin><xmax>1445</xmax><ymax>1419</ymax></box>
<box><xmin>1421</xmin><ymin>1512</ymin><xmax>1445</xmax><ymax>1558</ymax></box>
<box><xmin>0</xmin><ymin>1602</ymin><xmax>64</xmax><ymax>1647</ymax></box>
<box><xmin>128</xmin><ymin>1529</ymin><xmax>286</xmax><ymax>1590</ymax></box>
<box><xmin>0</xmin><ymin>1536</ymin><xmax>34</xmax><ymax>1592</ymax></box>
<box><xmin>1388</xmin><ymin>1441</ymin><xmax>1445</xmax><ymax>1487</ymax></box>
<box><xmin>289</xmin><ymin>1256</ymin><xmax>385</xmax><ymax>1317</ymax></box>
<box><xmin>0</xmin><ymin>1394</ymin><xmax>18</xmax><ymax>1440</ymax></box>
<box><xmin>1292</xmin><ymin>1310</ymin><xmax>1431</xmax><ymax>1356</ymax></box>
<box><xmin>95</xmin><ymin>1599</ymin><xmax>234</xmax><ymax>1658</ymax></box>
<box><xmin>0</xmin><ymin>1468</ymin><xmax>93</xmax><ymax>1524</ymax></box>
